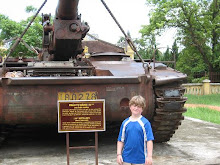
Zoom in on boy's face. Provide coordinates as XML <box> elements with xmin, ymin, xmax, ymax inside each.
<box><xmin>130</xmin><ymin>104</ymin><xmax>143</xmax><ymax>116</ymax></box>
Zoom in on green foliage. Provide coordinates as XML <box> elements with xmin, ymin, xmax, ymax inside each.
<box><xmin>134</xmin><ymin>35</ymin><xmax>164</xmax><ymax>60</ymax></box>
<box><xmin>0</xmin><ymin>47</ymin><xmax>7</xmax><ymax>60</ymax></box>
<box><xmin>141</xmin><ymin>0</ymin><xmax>220</xmax><ymax>74</ymax></box>
<box><xmin>185</xmin><ymin>94</ymin><xmax>220</xmax><ymax>106</ymax></box>
<box><xmin>191</xmin><ymin>77</ymin><xmax>209</xmax><ymax>83</ymax></box>
<box><xmin>0</xmin><ymin>6</ymin><xmax>43</xmax><ymax>57</ymax></box>
<box><xmin>184</xmin><ymin>107</ymin><xmax>220</xmax><ymax>124</ymax></box>
<box><xmin>25</xmin><ymin>6</ymin><xmax>37</xmax><ymax>13</ymax></box>
<box><xmin>0</xmin><ymin>15</ymin><xmax>23</xmax><ymax>39</ymax></box>
<box><xmin>172</xmin><ymin>39</ymin><xmax>179</xmax><ymax>61</ymax></box>
<box><xmin>134</xmin><ymin>37</ymin><xmax>153</xmax><ymax>59</ymax></box>
<box><xmin>162</xmin><ymin>47</ymin><xmax>174</xmax><ymax>67</ymax></box>
<box><xmin>176</xmin><ymin>46</ymin><xmax>208</xmax><ymax>81</ymax></box>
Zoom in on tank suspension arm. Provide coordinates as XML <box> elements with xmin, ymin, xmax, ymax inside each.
<box><xmin>100</xmin><ymin>0</ymin><xmax>150</xmax><ymax>73</ymax></box>
<box><xmin>1</xmin><ymin>0</ymin><xmax>47</xmax><ymax>68</ymax></box>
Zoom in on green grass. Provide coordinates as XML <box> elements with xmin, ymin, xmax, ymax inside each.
<box><xmin>185</xmin><ymin>94</ymin><xmax>220</xmax><ymax>106</ymax></box>
<box><xmin>183</xmin><ymin>94</ymin><xmax>220</xmax><ymax>124</ymax></box>
<box><xmin>184</xmin><ymin>107</ymin><xmax>220</xmax><ymax>124</ymax></box>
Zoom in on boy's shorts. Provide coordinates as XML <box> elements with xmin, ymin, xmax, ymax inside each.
<box><xmin>123</xmin><ymin>162</ymin><xmax>144</xmax><ymax>165</ymax></box>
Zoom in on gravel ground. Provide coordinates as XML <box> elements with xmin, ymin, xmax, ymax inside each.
<box><xmin>0</xmin><ymin>117</ymin><xmax>220</xmax><ymax>165</ymax></box>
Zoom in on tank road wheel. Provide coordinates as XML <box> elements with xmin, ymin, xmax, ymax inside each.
<box><xmin>152</xmin><ymin>83</ymin><xmax>187</xmax><ymax>143</ymax></box>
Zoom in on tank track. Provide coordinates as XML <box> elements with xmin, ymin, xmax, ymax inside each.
<box><xmin>0</xmin><ymin>126</ymin><xmax>4</xmax><ymax>145</ymax></box>
<box><xmin>152</xmin><ymin>83</ymin><xmax>187</xmax><ymax>143</ymax></box>
<box><xmin>0</xmin><ymin>125</ymin><xmax>15</xmax><ymax>146</ymax></box>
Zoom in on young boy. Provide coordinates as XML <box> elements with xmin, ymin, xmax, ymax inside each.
<box><xmin>117</xmin><ymin>95</ymin><xmax>154</xmax><ymax>165</ymax></box>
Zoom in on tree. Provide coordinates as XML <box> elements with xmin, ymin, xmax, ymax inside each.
<box><xmin>163</xmin><ymin>47</ymin><xmax>172</xmax><ymax>67</ymax></box>
<box><xmin>172</xmin><ymin>39</ymin><xmax>179</xmax><ymax>61</ymax></box>
<box><xmin>134</xmin><ymin>34</ymin><xmax>164</xmax><ymax>61</ymax></box>
<box><xmin>162</xmin><ymin>40</ymin><xmax>179</xmax><ymax>68</ymax></box>
<box><xmin>140</xmin><ymin>0</ymin><xmax>220</xmax><ymax>73</ymax></box>
<box><xmin>134</xmin><ymin>36</ymin><xmax>152</xmax><ymax>59</ymax></box>
<box><xmin>116</xmin><ymin>36</ymin><xmax>126</xmax><ymax>48</ymax></box>
<box><xmin>0</xmin><ymin>6</ymin><xmax>43</xmax><ymax>57</ymax></box>
<box><xmin>176</xmin><ymin>46</ymin><xmax>208</xmax><ymax>82</ymax></box>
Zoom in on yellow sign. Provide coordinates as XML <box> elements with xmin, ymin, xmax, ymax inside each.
<box><xmin>58</xmin><ymin>91</ymin><xmax>98</xmax><ymax>100</ymax></box>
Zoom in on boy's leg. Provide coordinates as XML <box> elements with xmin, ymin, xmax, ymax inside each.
<box><xmin>123</xmin><ymin>163</ymin><xmax>144</xmax><ymax>165</ymax></box>
<box><xmin>122</xmin><ymin>162</ymin><xmax>131</xmax><ymax>165</ymax></box>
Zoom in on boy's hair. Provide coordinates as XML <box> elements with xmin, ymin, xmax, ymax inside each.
<box><xmin>129</xmin><ymin>95</ymin><xmax>146</xmax><ymax>108</ymax></box>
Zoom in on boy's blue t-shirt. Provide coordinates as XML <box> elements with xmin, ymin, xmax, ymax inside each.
<box><xmin>118</xmin><ymin>115</ymin><xmax>154</xmax><ymax>164</ymax></box>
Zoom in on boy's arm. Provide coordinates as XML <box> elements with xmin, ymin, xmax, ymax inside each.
<box><xmin>145</xmin><ymin>140</ymin><xmax>153</xmax><ymax>165</ymax></box>
<box><xmin>117</xmin><ymin>141</ymin><xmax>124</xmax><ymax>165</ymax></box>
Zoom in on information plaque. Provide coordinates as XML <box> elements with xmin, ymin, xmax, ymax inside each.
<box><xmin>58</xmin><ymin>100</ymin><xmax>105</xmax><ymax>132</ymax></box>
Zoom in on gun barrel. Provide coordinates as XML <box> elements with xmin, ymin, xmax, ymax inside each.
<box><xmin>56</xmin><ymin>0</ymin><xmax>79</xmax><ymax>20</ymax></box>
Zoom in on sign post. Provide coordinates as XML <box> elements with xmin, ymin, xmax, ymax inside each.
<box><xmin>58</xmin><ymin>100</ymin><xmax>105</xmax><ymax>165</ymax></box>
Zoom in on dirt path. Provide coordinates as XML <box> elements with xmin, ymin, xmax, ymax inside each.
<box><xmin>185</xmin><ymin>104</ymin><xmax>220</xmax><ymax>112</ymax></box>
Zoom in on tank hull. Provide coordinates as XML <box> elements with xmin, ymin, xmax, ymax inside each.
<box><xmin>0</xmin><ymin>76</ymin><xmax>154</xmax><ymax>124</ymax></box>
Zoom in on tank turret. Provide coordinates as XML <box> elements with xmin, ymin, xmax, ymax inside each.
<box><xmin>43</xmin><ymin>0</ymin><xmax>89</xmax><ymax>61</ymax></box>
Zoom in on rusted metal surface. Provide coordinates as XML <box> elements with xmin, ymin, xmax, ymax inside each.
<box><xmin>0</xmin><ymin>88</ymin><xmax>3</xmax><ymax>123</ymax></box>
<box><xmin>90</xmin><ymin>52</ymin><xmax>129</xmax><ymax>61</ymax></box>
<box><xmin>152</xmin><ymin>82</ymin><xmax>187</xmax><ymax>142</ymax></box>
<box><xmin>56</xmin><ymin>0</ymin><xmax>79</xmax><ymax>20</ymax></box>
<box><xmin>0</xmin><ymin>57</ymin><xmax>188</xmax><ymax>142</ymax></box>
<box><xmin>91</xmin><ymin>61</ymin><xmax>146</xmax><ymax>76</ymax></box>
<box><xmin>0</xmin><ymin>75</ymin><xmax>154</xmax><ymax>124</ymax></box>
<box><xmin>1</xmin><ymin>76</ymin><xmax>141</xmax><ymax>85</ymax></box>
<box><xmin>3</xmin><ymin>57</ymin><xmax>35</xmax><ymax>62</ymax></box>
<box><xmin>42</xmin><ymin>0</ymin><xmax>90</xmax><ymax>61</ymax></box>
<box><xmin>150</xmin><ymin>67</ymin><xmax>187</xmax><ymax>85</ymax></box>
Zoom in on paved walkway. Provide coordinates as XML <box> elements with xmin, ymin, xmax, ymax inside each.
<box><xmin>1</xmin><ymin>118</ymin><xmax>220</xmax><ymax>165</ymax></box>
<box><xmin>185</xmin><ymin>104</ymin><xmax>220</xmax><ymax>112</ymax></box>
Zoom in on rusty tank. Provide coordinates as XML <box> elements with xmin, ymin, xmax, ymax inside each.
<box><xmin>0</xmin><ymin>0</ymin><xmax>187</xmax><ymax>143</ymax></box>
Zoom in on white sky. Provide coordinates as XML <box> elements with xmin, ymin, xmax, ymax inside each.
<box><xmin>0</xmin><ymin>0</ymin><xmax>175</xmax><ymax>49</ymax></box>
